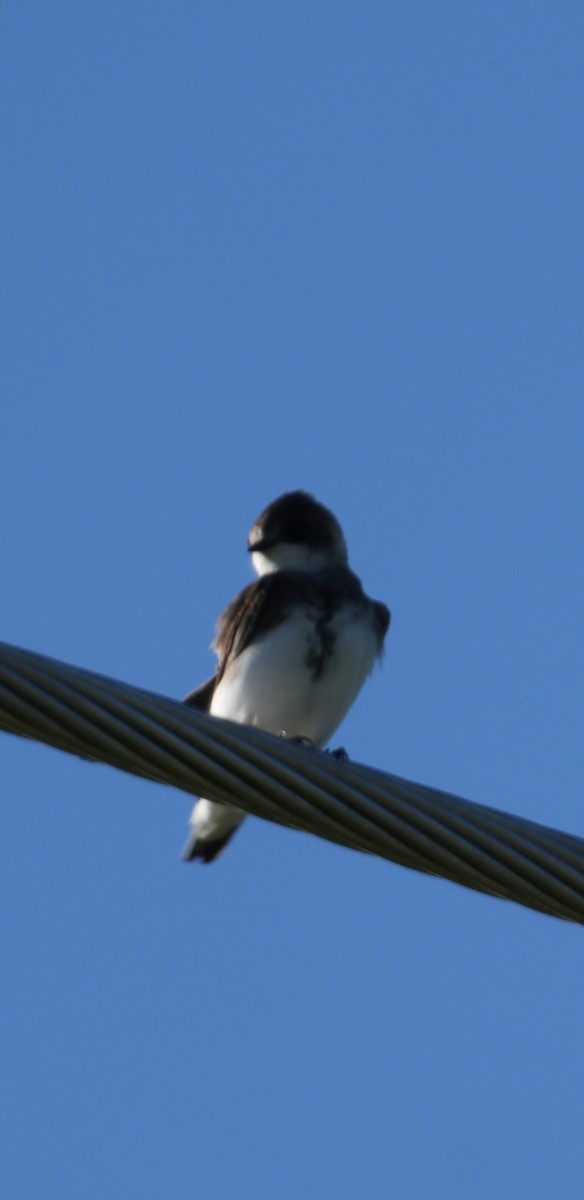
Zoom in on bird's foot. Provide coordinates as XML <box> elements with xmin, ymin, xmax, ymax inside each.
<box><xmin>326</xmin><ymin>746</ymin><xmax>349</xmax><ymax>762</ymax></box>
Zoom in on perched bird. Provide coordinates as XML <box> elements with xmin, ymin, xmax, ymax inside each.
<box><xmin>182</xmin><ymin>490</ymin><xmax>390</xmax><ymax>862</ymax></box>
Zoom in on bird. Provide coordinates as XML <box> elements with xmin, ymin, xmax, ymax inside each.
<box><xmin>182</xmin><ymin>490</ymin><xmax>390</xmax><ymax>862</ymax></box>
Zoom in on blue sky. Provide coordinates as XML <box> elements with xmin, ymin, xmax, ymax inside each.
<box><xmin>2</xmin><ymin>3</ymin><xmax>583</xmax><ymax>1196</ymax></box>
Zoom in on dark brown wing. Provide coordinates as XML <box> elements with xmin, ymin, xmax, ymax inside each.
<box><xmin>373</xmin><ymin>601</ymin><xmax>391</xmax><ymax>642</ymax></box>
<box><xmin>183</xmin><ymin>674</ymin><xmax>217</xmax><ymax>710</ymax></box>
<box><xmin>182</xmin><ymin>576</ymin><xmax>293</xmax><ymax>705</ymax></box>
<box><xmin>213</xmin><ymin>574</ymin><xmax>303</xmax><ymax>684</ymax></box>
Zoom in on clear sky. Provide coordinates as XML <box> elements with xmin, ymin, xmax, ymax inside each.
<box><xmin>2</xmin><ymin>3</ymin><xmax>583</xmax><ymax>1197</ymax></box>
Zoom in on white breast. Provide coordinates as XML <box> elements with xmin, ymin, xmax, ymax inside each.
<box><xmin>210</xmin><ymin>603</ymin><xmax>378</xmax><ymax>747</ymax></box>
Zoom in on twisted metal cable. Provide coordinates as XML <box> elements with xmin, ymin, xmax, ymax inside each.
<box><xmin>0</xmin><ymin>640</ymin><xmax>583</xmax><ymax>924</ymax></box>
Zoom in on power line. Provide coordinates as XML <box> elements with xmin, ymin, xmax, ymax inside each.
<box><xmin>0</xmin><ymin>640</ymin><xmax>583</xmax><ymax>923</ymax></box>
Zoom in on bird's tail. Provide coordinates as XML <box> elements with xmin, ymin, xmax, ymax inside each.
<box><xmin>181</xmin><ymin>826</ymin><xmax>238</xmax><ymax>864</ymax></box>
